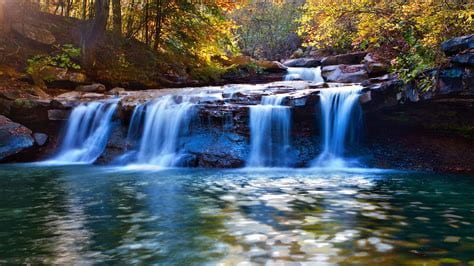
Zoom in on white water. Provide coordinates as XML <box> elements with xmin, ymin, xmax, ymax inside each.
<box><xmin>133</xmin><ymin>95</ymin><xmax>195</xmax><ymax>167</ymax></box>
<box><xmin>313</xmin><ymin>85</ymin><xmax>363</xmax><ymax>168</ymax></box>
<box><xmin>285</xmin><ymin>67</ymin><xmax>324</xmax><ymax>82</ymax></box>
<box><xmin>247</xmin><ymin>95</ymin><xmax>291</xmax><ymax>167</ymax></box>
<box><xmin>45</xmin><ymin>100</ymin><xmax>118</xmax><ymax>164</ymax></box>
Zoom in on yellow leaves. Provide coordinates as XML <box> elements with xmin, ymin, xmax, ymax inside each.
<box><xmin>298</xmin><ymin>0</ymin><xmax>474</xmax><ymax>54</ymax></box>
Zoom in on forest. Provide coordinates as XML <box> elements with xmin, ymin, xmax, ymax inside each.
<box><xmin>0</xmin><ymin>0</ymin><xmax>474</xmax><ymax>264</ymax></box>
<box><xmin>0</xmin><ymin>0</ymin><xmax>472</xmax><ymax>85</ymax></box>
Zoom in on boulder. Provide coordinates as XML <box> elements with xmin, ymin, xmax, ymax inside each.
<box><xmin>283</xmin><ymin>58</ymin><xmax>321</xmax><ymax>68</ymax></box>
<box><xmin>363</xmin><ymin>53</ymin><xmax>389</xmax><ymax>76</ymax></box>
<box><xmin>76</xmin><ymin>83</ymin><xmax>106</xmax><ymax>93</ymax></box>
<box><xmin>322</xmin><ymin>64</ymin><xmax>368</xmax><ymax>83</ymax></box>
<box><xmin>256</xmin><ymin>60</ymin><xmax>287</xmax><ymax>73</ymax></box>
<box><xmin>452</xmin><ymin>52</ymin><xmax>474</xmax><ymax>66</ymax></box>
<box><xmin>11</xmin><ymin>22</ymin><xmax>56</xmax><ymax>45</ymax></box>
<box><xmin>436</xmin><ymin>67</ymin><xmax>465</xmax><ymax>95</ymax></box>
<box><xmin>321</xmin><ymin>52</ymin><xmax>367</xmax><ymax>66</ymax></box>
<box><xmin>107</xmin><ymin>87</ymin><xmax>126</xmax><ymax>95</ymax></box>
<box><xmin>441</xmin><ymin>34</ymin><xmax>474</xmax><ymax>56</ymax></box>
<box><xmin>0</xmin><ymin>115</ymin><xmax>34</xmax><ymax>160</ymax></box>
<box><xmin>40</xmin><ymin>67</ymin><xmax>87</xmax><ymax>84</ymax></box>
<box><xmin>33</xmin><ymin>132</ymin><xmax>48</xmax><ymax>146</ymax></box>
<box><xmin>227</xmin><ymin>55</ymin><xmax>254</xmax><ymax>66</ymax></box>
<box><xmin>48</xmin><ymin>109</ymin><xmax>70</xmax><ymax>121</ymax></box>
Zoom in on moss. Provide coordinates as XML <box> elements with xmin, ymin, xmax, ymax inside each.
<box><xmin>13</xmin><ymin>99</ymin><xmax>37</xmax><ymax>109</ymax></box>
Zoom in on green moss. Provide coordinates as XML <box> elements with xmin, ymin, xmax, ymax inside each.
<box><xmin>13</xmin><ymin>99</ymin><xmax>36</xmax><ymax>109</ymax></box>
<box><xmin>438</xmin><ymin>258</ymin><xmax>461</xmax><ymax>265</ymax></box>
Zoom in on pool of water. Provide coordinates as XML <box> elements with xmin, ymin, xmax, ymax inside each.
<box><xmin>0</xmin><ymin>165</ymin><xmax>473</xmax><ymax>264</ymax></box>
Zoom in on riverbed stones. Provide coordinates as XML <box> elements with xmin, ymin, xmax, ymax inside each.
<box><xmin>76</xmin><ymin>83</ymin><xmax>106</xmax><ymax>93</ymax></box>
<box><xmin>321</xmin><ymin>52</ymin><xmax>367</xmax><ymax>66</ymax></box>
<box><xmin>0</xmin><ymin>115</ymin><xmax>34</xmax><ymax>160</ymax></box>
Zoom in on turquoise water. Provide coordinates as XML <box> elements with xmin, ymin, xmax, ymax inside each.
<box><xmin>0</xmin><ymin>165</ymin><xmax>473</xmax><ymax>264</ymax></box>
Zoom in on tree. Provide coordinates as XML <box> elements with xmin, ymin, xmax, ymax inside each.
<box><xmin>82</xmin><ymin>0</ymin><xmax>110</xmax><ymax>65</ymax></box>
<box><xmin>112</xmin><ymin>0</ymin><xmax>122</xmax><ymax>36</ymax></box>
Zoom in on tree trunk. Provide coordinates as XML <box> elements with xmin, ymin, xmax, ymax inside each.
<box><xmin>82</xmin><ymin>0</ymin><xmax>87</xmax><ymax>19</ymax></box>
<box><xmin>125</xmin><ymin>0</ymin><xmax>135</xmax><ymax>38</ymax></box>
<box><xmin>0</xmin><ymin>0</ymin><xmax>11</xmax><ymax>35</ymax></box>
<box><xmin>153</xmin><ymin>0</ymin><xmax>163</xmax><ymax>50</ymax></box>
<box><xmin>82</xmin><ymin>0</ymin><xmax>110</xmax><ymax>66</ymax></box>
<box><xmin>144</xmin><ymin>0</ymin><xmax>149</xmax><ymax>44</ymax></box>
<box><xmin>112</xmin><ymin>0</ymin><xmax>122</xmax><ymax>36</ymax></box>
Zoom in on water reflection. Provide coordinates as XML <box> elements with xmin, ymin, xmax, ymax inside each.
<box><xmin>0</xmin><ymin>166</ymin><xmax>473</xmax><ymax>264</ymax></box>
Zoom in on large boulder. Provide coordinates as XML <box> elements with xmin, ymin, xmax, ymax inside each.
<box><xmin>283</xmin><ymin>58</ymin><xmax>321</xmax><ymax>68</ymax></box>
<box><xmin>436</xmin><ymin>67</ymin><xmax>465</xmax><ymax>95</ymax></box>
<box><xmin>0</xmin><ymin>115</ymin><xmax>34</xmax><ymax>160</ymax></box>
<box><xmin>322</xmin><ymin>64</ymin><xmax>368</xmax><ymax>83</ymax></box>
<box><xmin>441</xmin><ymin>34</ymin><xmax>474</xmax><ymax>56</ymax></box>
<box><xmin>11</xmin><ymin>22</ymin><xmax>56</xmax><ymax>45</ymax></box>
<box><xmin>256</xmin><ymin>60</ymin><xmax>287</xmax><ymax>73</ymax></box>
<box><xmin>321</xmin><ymin>52</ymin><xmax>367</xmax><ymax>66</ymax></box>
<box><xmin>452</xmin><ymin>52</ymin><xmax>474</xmax><ymax>66</ymax></box>
<box><xmin>37</xmin><ymin>67</ymin><xmax>87</xmax><ymax>86</ymax></box>
<box><xmin>363</xmin><ymin>53</ymin><xmax>389</xmax><ymax>77</ymax></box>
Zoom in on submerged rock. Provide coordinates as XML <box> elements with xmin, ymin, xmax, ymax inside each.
<box><xmin>0</xmin><ymin>115</ymin><xmax>34</xmax><ymax>160</ymax></box>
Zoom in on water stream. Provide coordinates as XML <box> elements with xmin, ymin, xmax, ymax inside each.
<box><xmin>247</xmin><ymin>95</ymin><xmax>291</xmax><ymax>167</ymax></box>
<box><xmin>285</xmin><ymin>67</ymin><xmax>324</xmax><ymax>82</ymax></box>
<box><xmin>44</xmin><ymin>100</ymin><xmax>118</xmax><ymax>165</ymax></box>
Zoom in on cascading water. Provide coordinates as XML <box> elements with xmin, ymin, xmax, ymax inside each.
<box><xmin>285</xmin><ymin>67</ymin><xmax>324</xmax><ymax>82</ymax></box>
<box><xmin>46</xmin><ymin>100</ymin><xmax>118</xmax><ymax>164</ymax></box>
<box><xmin>132</xmin><ymin>95</ymin><xmax>195</xmax><ymax>167</ymax></box>
<box><xmin>247</xmin><ymin>95</ymin><xmax>291</xmax><ymax>167</ymax></box>
<box><xmin>313</xmin><ymin>85</ymin><xmax>363</xmax><ymax>168</ymax></box>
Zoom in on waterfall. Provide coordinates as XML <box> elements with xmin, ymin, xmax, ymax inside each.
<box><xmin>285</xmin><ymin>67</ymin><xmax>324</xmax><ymax>82</ymax></box>
<box><xmin>46</xmin><ymin>100</ymin><xmax>118</xmax><ymax>164</ymax></box>
<box><xmin>313</xmin><ymin>85</ymin><xmax>363</xmax><ymax>168</ymax></box>
<box><xmin>247</xmin><ymin>95</ymin><xmax>291</xmax><ymax>167</ymax></box>
<box><xmin>133</xmin><ymin>95</ymin><xmax>195</xmax><ymax>167</ymax></box>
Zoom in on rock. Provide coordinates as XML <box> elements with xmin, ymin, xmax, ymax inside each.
<box><xmin>291</xmin><ymin>48</ymin><xmax>304</xmax><ymax>58</ymax></box>
<box><xmin>283</xmin><ymin>58</ymin><xmax>321</xmax><ymax>68</ymax></box>
<box><xmin>0</xmin><ymin>115</ymin><xmax>34</xmax><ymax>160</ymax></box>
<box><xmin>48</xmin><ymin>109</ymin><xmax>70</xmax><ymax>121</ymax></box>
<box><xmin>40</xmin><ymin>67</ymin><xmax>87</xmax><ymax>84</ymax></box>
<box><xmin>256</xmin><ymin>60</ymin><xmax>287</xmax><ymax>73</ymax></box>
<box><xmin>436</xmin><ymin>67</ymin><xmax>465</xmax><ymax>95</ymax></box>
<box><xmin>452</xmin><ymin>52</ymin><xmax>474</xmax><ymax>66</ymax></box>
<box><xmin>322</xmin><ymin>64</ymin><xmax>368</xmax><ymax>83</ymax></box>
<box><xmin>321</xmin><ymin>52</ymin><xmax>367</xmax><ymax>66</ymax></box>
<box><xmin>228</xmin><ymin>55</ymin><xmax>254</xmax><ymax>66</ymax></box>
<box><xmin>76</xmin><ymin>83</ymin><xmax>106</xmax><ymax>93</ymax></box>
<box><xmin>11</xmin><ymin>22</ymin><xmax>56</xmax><ymax>45</ymax></box>
<box><xmin>363</xmin><ymin>54</ymin><xmax>389</xmax><ymax>76</ymax></box>
<box><xmin>33</xmin><ymin>132</ymin><xmax>48</xmax><ymax>146</ymax></box>
<box><xmin>55</xmin><ymin>91</ymin><xmax>83</xmax><ymax>101</ymax></box>
<box><xmin>441</xmin><ymin>34</ymin><xmax>474</xmax><ymax>56</ymax></box>
<box><xmin>107</xmin><ymin>87</ymin><xmax>126</xmax><ymax>95</ymax></box>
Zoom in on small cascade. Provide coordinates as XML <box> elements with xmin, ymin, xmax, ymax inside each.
<box><xmin>46</xmin><ymin>100</ymin><xmax>118</xmax><ymax>164</ymax></box>
<box><xmin>313</xmin><ymin>85</ymin><xmax>363</xmax><ymax>168</ymax></box>
<box><xmin>285</xmin><ymin>67</ymin><xmax>324</xmax><ymax>82</ymax></box>
<box><xmin>247</xmin><ymin>95</ymin><xmax>291</xmax><ymax>167</ymax></box>
<box><xmin>133</xmin><ymin>95</ymin><xmax>195</xmax><ymax>167</ymax></box>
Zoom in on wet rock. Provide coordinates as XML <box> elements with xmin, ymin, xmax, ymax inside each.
<box><xmin>321</xmin><ymin>52</ymin><xmax>367</xmax><ymax>66</ymax></box>
<box><xmin>33</xmin><ymin>132</ymin><xmax>48</xmax><ymax>146</ymax></box>
<box><xmin>76</xmin><ymin>83</ymin><xmax>106</xmax><ymax>93</ymax></box>
<box><xmin>451</xmin><ymin>52</ymin><xmax>474</xmax><ymax>66</ymax></box>
<box><xmin>47</xmin><ymin>109</ymin><xmax>70</xmax><ymax>121</ymax></box>
<box><xmin>0</xmin><ymin>115</ymin><xmax>34</xmax><ymax>160</ymax></box>
<box><xmin>283</xmin><ymin>58</ymin><xmax>321</xmax><ymax>68</ymax></box>
<box><xmin>441</xmin><ymin>34</ymin><xmax>474</xmax><ymax>56</ymax></box>
<box><xmin>322</xmin><ymin>64</ymin><xmax>368</xmax><ymax>83</ymax></box>
<box><xmin>11</xmin><ymin>22</ymin><xmax>56</xmax><ymax>45</ymax></box>
<box><xmin>436</xmin><ymin>67</ymin><xmax>465</xmax><ymax>95</ymax></box>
